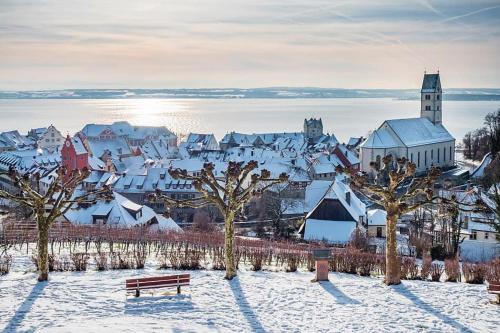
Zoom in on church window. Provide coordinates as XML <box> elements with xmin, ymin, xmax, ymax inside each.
<box><xmin>443</xmin><ymin>148</ymin><xmax>446</xmax><ymax>161</ymax></box>
<box><xmin>431</xmin><ymin>150</ymin><xmax>433</xmax><ymax>160</ymax></box>
<box><xmin>437</xmin><ymin>149</ymin><xmax>440</xmax><ymax>163</ymax></box>
<box><xmin>449</xmin><ymin>147</ymin><xmax>452</xmax><ymax>161</ymax></box>
<box><xmin>410</xmin><ymin>153</ymin><xmax>413</xmax><ymax>163</ymax></box>
<box><xmin>425</xmin><ymin>94</ymin><xmax>431</xmax><ymax>100</ymax></box>
<box><xmin>425</xmin><ymin>105</ymin><xmax>431</xmax><ymax>111</ymax></box>
<box><xmin>417</xmin><ymin>152</ymin><xmax>420</xmax><ymax>168</ymax></box>
<box><xmin>424</xmin><ymin>151</ymin><xmax>427</xmax><ymax>166</ymax></box>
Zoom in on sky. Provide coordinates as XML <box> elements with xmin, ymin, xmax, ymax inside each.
<box><xmin>1</xmin><ymin>0</ymin><xmax>500</xmax><ymax>90</ymax></box>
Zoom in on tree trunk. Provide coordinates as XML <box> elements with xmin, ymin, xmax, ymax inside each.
<box><xmin>224</xmin><ymin>211</ymin><xmax>236</xmax><ymax>280</ymax></box>
<box><xmin>37</xmin><ymin>222</ymin><xmax>50</xmax><ymax>282</ymax></box>
<box><xmin>385</xmin><ymin>211</ymin><xmax>401</xmax><ymax>285</ymax></box>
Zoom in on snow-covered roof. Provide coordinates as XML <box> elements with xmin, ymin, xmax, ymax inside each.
<box><xmin>361</xmin><ymin>118</ymin><xmax>454</xmax><ymax>149</ymax></box>
<box><xmin>87</xmin><ymin>137</ymin><xmax>131</xmax><ymax>158</ymax></box>
<box><xmin>64</xmin><ymin>192</ymin><xmax>180</xmax><ymax>230</ymax></box>
<box><xmin>367</xmin><ymin>209</ymin><xmax>387</xmax><ymax>226</ymax></box>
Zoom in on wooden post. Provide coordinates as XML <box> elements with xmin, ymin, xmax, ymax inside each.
<box><xmin>135</xmin><ymin>279</ymin><xmax>140</xmax><ymax>297</ymax></box>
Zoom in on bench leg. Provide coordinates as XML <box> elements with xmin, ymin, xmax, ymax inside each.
<box><xmin>135</xmin><ymin>289</ymin><xmax>140</xmax><ymax>298</ymax></box>
<box><xmin>177</xmin><ymin>286</ymin><xmax>181</xmax><ymax>294</ymax></box>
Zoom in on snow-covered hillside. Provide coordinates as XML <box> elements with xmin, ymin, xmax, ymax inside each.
<box><xmin>1</xmin><ymin>260</ymin><xmax>499</xmax><ymax>332</ymax></box>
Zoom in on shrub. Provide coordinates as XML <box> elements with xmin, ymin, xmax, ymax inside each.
<box><xmin>421</xmin><ymin>255</ymin><xmax>432</xmax><ymax>281</ymax></box>
<box><xmin>401</xmin><ymin>257</ymin><xmax>419</xmax><ymax>280</ymax></box>
<box><xmin>463</xmin><ymin>262</ymin><xmax>487</xmax><ymax>284</ymax></box>
<box><xmin>486</xmin><ymin>259</ymin><xmax>500</xmax><ymax>282</ymax></box>
<box><xmin>444</xmin><ymin>257</ymin><xmax>460</xmax><ymax>282</ymax></box>
<box><xmin>32</xmin><ymin>254</ymin><xmax>58</xmax><ymax>272</ymax></box>
<box><xmin>306</xmin><ymin>253</ymin><xmax>315</xmax><ymax>272</ymax></box>
<box><xmin>133</xmin><ymin>248</ymin><xmax>147</xmax><ymax>269</ymax></box>
<box><xmin>111</xmin><ymin>252</ymin><xmax>132</xmax><ymax>270</ymax></box>
<box><xmin>430</xmin><ymin>245</ymin><xmax>446</xmax><ymax>261</ymax></box>
<box><xmin>285</xmin><ymin>253</ymin><xmax>299</xmax><ymax>273</ymax></box>
<box><xmin>53</xmin><ymin>255</ymin><xmax>73</xmax><ymax>272</ymax></box>
<box><xmin>94</xmin><ymin>252</ymin><xmax>109</xmax><ymax>271</ymax></box>
<box><xmin>357</xmin><ymin>253</ymin><xmax>376</xmax><ymax>277</ymax></box>
<box><xmin>71</xmin><ymin>253</ymin><xmax>89</xmax><ymax>271</ymax></box>
<box><xmin>0</xmin><ymin>254</ymin><xmax>12</xmax><ymax>275</ymax></box>
<box><xmin>349</xmin><ymin>228</ymin><xmax>370</xmax><ymax>251</ymax></box>
<box><xmin>430</xmin><ymin>263</ymin><xmax>443</xmax><ymax>282</ymax></box>
<box><xmin>249</xmin><ymin>250</ymin><xmax>265</xmax><ymax>271</ymax></box>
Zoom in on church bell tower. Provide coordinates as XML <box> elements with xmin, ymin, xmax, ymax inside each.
<box><xmin>420</xmin><ymin>72</ymin><xmax>442</xmax><ymax>125</ymax></box>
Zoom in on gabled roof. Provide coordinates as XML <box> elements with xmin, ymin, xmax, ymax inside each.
<box><xmin>361</xmin><ymin>117</ymin><xmax>454</xmax><ymax>149</ymax></box>
<box><xmin>385</xmin><ymin>118</ymin><xmax>454</xmax><ymax>147</ymax></box>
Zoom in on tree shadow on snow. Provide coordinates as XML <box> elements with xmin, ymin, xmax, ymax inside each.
<box><xmin>319</xmin><ymin>281</ymin><xmax>360</xmax><ymax>305</ymax></box>
<box><xmin>124</xmin><ymin>294</ymin><xmax>195</xmax><ymax>316</ymax></box>
<box><xmin>2</xmin><ymin>281</ymin><xmax>47</xmax><ymax>332</ymax></box>
<box><xmin>392</xmin><ymin>284</ymin><xmax>473</xmax><ymax>333</ymax></box>
<box><xmin>229</xmin><ymin>277</ymin><xmax>267</xmax><ymax>333</ymax></box>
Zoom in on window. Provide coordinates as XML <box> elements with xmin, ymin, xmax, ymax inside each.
<box><xmin>437</xmin><ymin>94</ymin><xmax>440</xmax><ymax>100</ymax></box>
<box><xmin>425</xmin><ymin>94</ymin><xmax>431</xmax><ymax>100</ymax></box>
<box><xmin>443</xmin><ymin>148</ymin><xmax>446</xmax><ymax>161</ymax></box>
<box><xmin>449</xmin><ymin>147</ymin><xmax>452</xmax><ymax>161</ymax></box>
<box><xmin>437</xmin><ymin>106</ymin><xmax>440</xmax><ymax>111</ymax></box>
<box><xmin>377</xmin><ymin>227</ymin><xmax>383</xmax><ymax>238</ymax></box>
<box><xmin>410</xmin><ymin>153</ymin><xmax>413</xmax><ymax>163</ymax></box>
<box><xmin>470</xmin><ymin>231</ymin><xmax>477</xmax><ymax>240</ymax></box>
<box><xmin>425</xmin><ymin>105</ymin><xmax>431</xmax><ymax>111</ymax></box>
<box><xmin>485</xmin><ymin>232</ymin><xmax>489</xmax><ymax>240</ymax></box>
<box><xmin>424</xmin><ymin>151</ymin><xmax>427</xmax><ymax>166</ymax></box>
<box><xmin>417</xmin><ymin>152</ymin><xmax>420</xmax><ymax>168</ymax></box>
<box><xmin>431</xmin><ymin>150</ymin><xmax>433</xmax><ymax>160</ymax></box>
<box><xmin>437</xmin><ymin>149</ymin><xmax>440</xmax><ymax>163</ymax></box>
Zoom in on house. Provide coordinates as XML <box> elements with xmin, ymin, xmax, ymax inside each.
<box><xmin>37</xmin><ymin>125</ymin><xmax>64</xmax><ymax>152</ymax></box>
<box><xmin>64</xmin><ymin>192</ymin><xmax>180</xmax><ymax>231</ymax></box>
<box><xmin>61</xmin><ymin>135</ymin><xmax>89</xmax><ymax>173</ymax></box>
<box><xmin>367</xmin><ymin>209</ymin><xmax>387</xmax><ymax>238</ymax></box>
<box><xmin>299</xmin><ymin>176</ymin><xmax>366</xmax><ymax>244</ymax></box>
<box><xmin>80</xmin><ymin>121</ymin><xmax>177</xmax><ymax>147</ymax></box>
<box><xmin>181</xmin><ymin>133</ymin><xmax>219</xmax><ymax>152</ymax></box>
<box><xmin>360</xmin><ymin>73</ymin><xmax>455</xmax><ymax>173</ymax></box>
<box><xmin>0</xmin><ymin>131</ymin><xmax>34</xmax><ymax>150</ymax></box>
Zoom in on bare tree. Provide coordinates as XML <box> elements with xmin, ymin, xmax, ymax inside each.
<box><xmin>152</xmin><ymin>161</ymin><xmax>288</xmax><ymax>280</ymax></box>
<box><xmin>0</xmin><ymin>167</ymin><xmax>111</xmax><ymax>281</ymax></box>
<box><xmin>349</xmin><ymin>155</ymin><xmax>441</xmax><ymax>285</ymax></box>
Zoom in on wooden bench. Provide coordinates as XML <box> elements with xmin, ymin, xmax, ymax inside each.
<box><xmin>126</xmin><ymin>274</ymin><xmax>190</xmax><ymax>297</ymax></box>
<box><xmin>487</xmin><ymin>281</ymin><xmax>500</xmax><ymax>304</ymax></box>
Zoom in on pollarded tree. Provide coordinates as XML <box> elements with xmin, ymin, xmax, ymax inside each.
<box><xmin>0</xmin><ymin>167</ymin><xmax>112</xmax><ymax>281</ymax></box>
<box><xmin>349</xmin><ymin>155</ymin><xmax>441</xmax><ymax>285</ymax></box>
<box><xmin>152</xmin><ymin>161</ymin><xmax>288</xmax><ymax>280</ymax></box>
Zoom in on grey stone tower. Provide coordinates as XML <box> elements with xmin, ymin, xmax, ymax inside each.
<box><xmin>304</xmin><ymin>118</ymin><xmax>323</xmax><ymax>141</ymax></box>
<box><xmin>420</xmin><ymin>72</ymin><xmax>442</xmax><ymax>125</ymax></box>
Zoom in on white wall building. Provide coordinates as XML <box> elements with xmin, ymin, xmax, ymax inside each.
<box><xmin>37</xmin><ymin>125</ymin><xmax>64</xmax><ymax>152</ymax></box>
<box><xmin>360</xmin><ymin>73</ymin><xmax>455</xmax><ymax>173</ymax></box>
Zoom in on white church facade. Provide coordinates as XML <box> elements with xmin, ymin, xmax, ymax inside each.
<box><xmin>360</xmin><ymin>73</ymin><xmax>455</xmax><ymax>173</ymax></box>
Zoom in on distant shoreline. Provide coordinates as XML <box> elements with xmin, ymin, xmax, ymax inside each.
<box><xmin>1</xmin><ymin>88</ymin><xmax>500</xmax><ymax>101</ymax></box>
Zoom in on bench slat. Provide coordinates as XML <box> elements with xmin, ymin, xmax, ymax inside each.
<box><xmin>126</xmin><ymin>283</ymin><xmax>190</xmax><ymax>291</ymax></box>
<box><xmin>126</xmin><ymin>274</ymin><xmax>190</xmax><ymax>284</ymax></box>
<box><xmin>126</xmin><ymin>278</ymin><xmax>190</xmax><ymax>289</ymax></box>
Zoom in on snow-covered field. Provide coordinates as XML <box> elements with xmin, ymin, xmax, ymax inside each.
<box><xmin>1</xmin><ymin>256</ymin><xmax>499</xmax><ymax>332</ymax></box>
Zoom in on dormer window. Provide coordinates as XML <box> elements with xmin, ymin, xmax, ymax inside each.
<box><xmin>425</xmin><ymin>94</ymin><xmax>431</xmax><ymax>100</ymax></box>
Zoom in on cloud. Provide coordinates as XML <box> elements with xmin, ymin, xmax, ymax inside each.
<box><xmin>0</xmin><ymin>0</ymin><xmax>499</xmax><ymax>89</ymax></box>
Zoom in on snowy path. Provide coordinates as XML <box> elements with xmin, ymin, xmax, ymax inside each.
<box><xmin>1</xmin><ymin>265</ymin><xmax>499</xmax><ymax>332</ymax></box>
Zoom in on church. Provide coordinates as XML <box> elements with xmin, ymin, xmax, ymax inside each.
<box><xmin>360</xmin><ymin>73</ymin><xmax>455</xmax><ymax>173</ymax></box>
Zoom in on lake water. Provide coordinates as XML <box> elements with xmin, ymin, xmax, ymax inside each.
<box><xmin>0</xmin><ymin>98</ymin><xmax>497</xmax><ymax>143</ymax></box>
